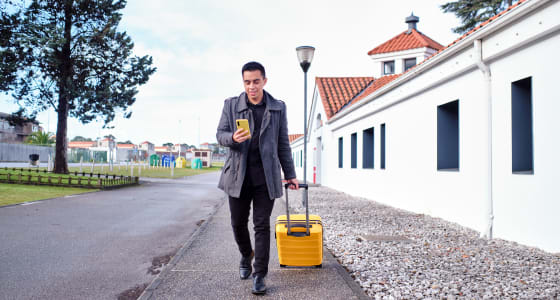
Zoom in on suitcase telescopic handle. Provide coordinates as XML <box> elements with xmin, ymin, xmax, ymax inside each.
<box><xmin>284</xmin><ymin>183</ymin><xmax>310</xmax><ymax>236</ymax></box>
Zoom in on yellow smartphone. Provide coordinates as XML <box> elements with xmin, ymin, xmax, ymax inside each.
<box><xmin>236</xmin><ymin>119</ymin><xmax>251</xmax><ymax>139</ymax></box>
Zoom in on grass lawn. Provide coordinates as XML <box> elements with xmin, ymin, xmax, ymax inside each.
<box><xmin>0</xmin><ymin>183</ymin><xmax>97</xmax><ymax>207</ymax></box>
<box><xmin>67</xmin><ymin>163</ymin><xmax>223</xmax><ymax>179</ymax></box>
<box><xmin>0</xmin><ymin>168</ymin><xmax>127</xmax><ymax>188</ymax></box>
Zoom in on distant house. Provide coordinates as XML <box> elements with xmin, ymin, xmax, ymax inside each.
<box><xmin>193</xmin><ymin>149</ymin><xmax>212</xmax><ymax>167</ymax></box>
<box><xmin>155</xmin><ymin>146</ymin><xmax>171</xmax><ymax>155</ymax></box>
<box><xmin>139</xmin><ymin>141</ymin><xmax>155</xmax><ymax>159</ymax></box>
<box><xmin>172</xmin><ymin>144</ymin><xmax>187</xmax><ymax>155</ymax></box>
<box><xmin>0</xmin><ymin>112</ymin><xmax>42</xmax><ymax>143</ymax></box>
<box><xmin>68</xmin><ymin>141</ymin><xmax>97</xmax><ymax>149</ymax></box>
<box><xmin>116</xmin><ymin>143</ymin><xmax>138</xmax><ymax>162</ymax></box>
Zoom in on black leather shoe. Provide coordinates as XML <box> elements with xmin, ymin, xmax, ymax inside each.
<box><xmin>251</xmin><ymin>275</ymin><xmax>266</xmax><ymax>295</ymax></box>
<box><xmin>239</xmin><ymin>251</ymin><xmax>254</xmax><ymax>280</ymax></box>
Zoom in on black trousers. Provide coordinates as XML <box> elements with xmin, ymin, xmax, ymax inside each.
<box><xmin>228</xmin><ymin>180</ymin><xmax>275</xmax><ymax>277</ymax></box>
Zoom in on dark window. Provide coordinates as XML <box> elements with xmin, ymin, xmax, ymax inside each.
<box><xmin>338</xmin><ymin>137</ymin><xmax>343</xmax><ymax>168</ymax></box>
<box><xmin>380</xmin><ymin>124</ymin><xmax>386</xmax><ymax>169</ymax></box>
<box><xmin>437</xmin><ymin>100</ymin><xmax>460</xmax><ymax>170</ymax></box>
<box><xmin>351</xmin><ymin>133</ymin><xmax>357</xmax><ymax>168</ymax></box>
<box><xmin>363</xmin><ymin>127</ymin><xmax>374</xmax><ymax>169</ymax></box>
<box><xmin>404</xmin><ymin>58</ymin><xmax>416</xmax><ymax>71</ymax></box>
<box><xmin>384</xmin><ymin>61</ymin><xmax>395</xmax><ymax>75</ymax></box>
<box><xmin>512</xmin><ymin>77</ymin><xmax>533</xmax><ymax>173</ymax></box>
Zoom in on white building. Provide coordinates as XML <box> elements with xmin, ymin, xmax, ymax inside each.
<box><xmin>291</xmin><ymin>0</ymin><xmax>560</xmax><ymax>253</ymax></box>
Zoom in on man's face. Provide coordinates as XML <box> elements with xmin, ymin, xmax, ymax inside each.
<box><xmin>243</xmin><ymin>70</ymin><xmax>267</xmax><ymax>103</ymax></box>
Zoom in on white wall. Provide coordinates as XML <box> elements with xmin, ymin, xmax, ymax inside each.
<box><xmin>296</xmin><ymin>0</ymin><xmax>560</xmax><ymax>252</ymax></box>
<box><xmin>487</xmin><ymin>1</ymin><xmax>560</xmax><ymax>251</ymax></box>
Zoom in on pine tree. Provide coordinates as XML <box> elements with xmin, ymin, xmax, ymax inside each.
<box><xmin>0</xmin><ymin>0</ymin><xmax>156</xmax><ymax>173</ymax></box>
<box><xmin>441</xmin><ymin>0</ymin><xmax>516</xmax><ymax>34</ymax></box>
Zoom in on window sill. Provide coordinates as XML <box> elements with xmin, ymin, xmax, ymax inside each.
<box><xmin>512</xmin><ymin>170</ymin><xmax>534</xmax><ymax>175</ymax></box>
<box><xmin>437</xmin><ymin>168</ymin><xmax>459</xmax><ymax>172</ymax></box>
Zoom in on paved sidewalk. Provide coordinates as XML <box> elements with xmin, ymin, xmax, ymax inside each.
<box><xmin>139</xmin><ymin>194</ymin><xmax>368</xmax><ymax>299</ymax></box>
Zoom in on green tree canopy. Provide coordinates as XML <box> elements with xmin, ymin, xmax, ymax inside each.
<box><xmin>0</xmin><ymin>0</ymin><xmax>156</xmax><ymax>173</ymax></box>
<box><xmin>441</xmin><ymin>0</ymin><xmax>516</xmax><ymax>34</ymax></box>
<box><xmin>104</xmin><ymin>134</ymin><xmax>116</xmax><ymax>141</ymax></box>
<box><xmin>163</xmin><ymin>142</ymin><xmax>173</xmax><ymax>147</ymax></box>
<box><xmin>71</xmin><ymin>135</ymin><xmax>92</xmax><ymax>141</ymax></box>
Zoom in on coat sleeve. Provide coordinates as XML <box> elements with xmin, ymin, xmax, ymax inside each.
<box><xmin>277</xmin><ymin>102</ymin><xmax>296</xmax><ymax>180</ymax></box>
<box><xmin>216</xmin><ymin>98</ymin><xmax>241</xmax><ymax>150</ymax></box>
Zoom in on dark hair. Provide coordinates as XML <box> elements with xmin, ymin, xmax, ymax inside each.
<box><xmin>242</xmin><ymin>61</ymin><xmax>266</xmax><ymax>78</ymax></box>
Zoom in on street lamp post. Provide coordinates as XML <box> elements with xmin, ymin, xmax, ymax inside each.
<box><xmin>296</xmin><ymin>46</ymin><xmax>315</xmax><ymax>205</ymax></box>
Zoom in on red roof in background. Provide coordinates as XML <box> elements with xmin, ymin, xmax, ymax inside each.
<box><xmin>141</xmin><ymin>141</ymin><xmax>152</xmax><ymax>144</ymax></box>
<box><xmin>349</xmin><ymin>74</ymin><xmax>402</xmax><ymax>106</ymax></box>
<box><xmin>289</xmin><ymin>134</ymin><xmax>303</xmax><ymax>143</ymax></box>
<box><xmin>367</xmin><ymin>29</ymin><xmax>444</xmax><ymax>55</ymax></box>
<box><xmin>68</xmin><ymin>141</ymin><xmax>96</xmax><ymax>148</ymax></box>
<box><xmin>316</xmin><ymin>77</ymin><xmax>373</xmax><ymax>120</ymax></box>
<box><xmin>116</xmin><ymin>144</ymin><xmax>136</xmax><ymax>149</ymax></box>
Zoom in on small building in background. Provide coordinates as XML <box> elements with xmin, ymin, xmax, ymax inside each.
<box><xmin>193</xmin><ymin>149</ymin><xmax>212</xmax><ymax>168</ymax></box>
<box><xmin>0</xmin><ymin>112</ymin><xmax>42</xmax><ymax>143</ymax></box>
<box><xmin>139</xmin><ymin>141</ymin><xmax>155</xmax><ymax>160</ymax></box>
<box><xmin>116</xmin><ymin>143</ymin><xmax>138</xmax><ymax>162</ymax></box>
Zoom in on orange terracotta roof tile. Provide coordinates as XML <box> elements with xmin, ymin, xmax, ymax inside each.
<box><xmin>68</xmin><ymin>141</ymin><xmax>96</xmax><ymax>148</ymax></box>
<box><xmin>289</xmin><ymin>134</ymin><xmax>303</xmax><ymax>143</ymax></box>
<box><xmin>349</xmin><ymin>74</ymin><xmax>401</xmax><ymax>106</ymax></box>
<box><xmin>116</xmin><ymin>144</ymin><xmax>136</xmax><ymax>149</ymax></box>
<box><xmin>368</xmin><ymin>29</ymin><xmax>444</xmax><ymax>55</ymax></box>
<box><xmin>351</xmin><ymin>1</ymin><xmax>529</xmax><ymax>112</ymax></box>
<box><xmin>437</xmin><ymin>0</ymin><xmax>528</xmax><ymax>56</ymax></box>
<box><xmin>316</xmin><ymin>77</ymin><xmax>374</xmax><ymax>120</ymax></box>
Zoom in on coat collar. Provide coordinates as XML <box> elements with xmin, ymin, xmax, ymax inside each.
<box><xmin>236</xmin><ymin>90</ymin><xmax>282</xmax><ymax>113</ymax></box>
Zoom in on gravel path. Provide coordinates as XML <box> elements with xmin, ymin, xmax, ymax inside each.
<box><xmin>287</xmin><ymin>186</ymin><xmax>560</xmax><ymax>299</ymax></box>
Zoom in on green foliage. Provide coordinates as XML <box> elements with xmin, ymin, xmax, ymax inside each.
<box><xmin>5</xmin><ymin>107</ymin><xmax>37</xmax><ymax>127</ymax></box>
<box><xmin>163</xmin><ymin>142</ymin><xmax>173</xmax><ymax>147</ymax></box>
<box><xmin>25</xmin><ymin>130</ymin><xmax>54</xmax><ymax>146</ymax></box>
<box><xmin>117</xmin><ymin>140</ymin><xmax>132</xmax><ymax>144</ymax></box>
<box><xmin>441</xmin><ymin>0</ymin><xmax>515</xmax><ymax>34</ymax></box>
<box><xmin>1</xmin><ymin>0</ymin><xmax>156</xmax><ymax>173</ymax></box>
<box><xmin>71</xmin><ymin>135</ymin><xmax>92</xmax><ymax>141</ymax></box>
<box><xmin>0</xmin><ymin>183</ymin><xmax>97</xmax><ymax>207</ymax></box>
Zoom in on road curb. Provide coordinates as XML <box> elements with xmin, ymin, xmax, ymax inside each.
<box><xmin>0</xmin><ymin>189</ymin><xmax>101</xmax><ymax>209</ymax></box>
<box><xmin>138</xmin><ymin>195</ymin><xmax>227</xmax><ymax>300</ymax></box>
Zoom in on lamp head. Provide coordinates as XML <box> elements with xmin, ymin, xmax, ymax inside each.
<box><xmin>296</xmin><ymin>46</ymin><xmax>315</xmax><ymax>72</ymax></box>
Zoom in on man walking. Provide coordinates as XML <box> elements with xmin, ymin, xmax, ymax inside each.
<box><xmin>216</xmin><ymin>61</ymin><xmax>299</xmax><ymax>295</ymax></box>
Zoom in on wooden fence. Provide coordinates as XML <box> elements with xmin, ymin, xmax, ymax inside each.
<box><xmin>0</xmin><ymin>167</ymin><xmax>138</xmax><ymax>189</ymax></box>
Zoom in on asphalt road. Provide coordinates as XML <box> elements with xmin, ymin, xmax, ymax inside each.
<box><xmin>0</xmin><ymin>172</ymin><xmax>225</xmax><ymax>300</ymax></box>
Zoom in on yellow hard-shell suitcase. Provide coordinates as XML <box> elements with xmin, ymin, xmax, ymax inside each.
<box><xmin>275</xmin><ymin>183</ymin><xmax>323</xmax><ymax>267</ymax></box>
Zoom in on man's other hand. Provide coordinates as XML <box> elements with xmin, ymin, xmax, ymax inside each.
<box><xmin>233</xmin><ymin>128</ymin><xmax>250</xmax><ymax>143</ymax></box>
<box><xmin>287</xmin><ymin>178</ymin><xmax>299</xmax><ymax>190</ymax></box>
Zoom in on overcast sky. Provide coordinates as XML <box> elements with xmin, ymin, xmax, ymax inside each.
<box><xmin>0</xmin><ymin>0</ymin><xmax>461</xmax><ymax>146</ymax></box>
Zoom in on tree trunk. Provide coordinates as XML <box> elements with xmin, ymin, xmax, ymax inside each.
<box><xmin>54</xmin><ymin>96</ymin><xmax>69</xmax><ymax>174</ymax></box>
<box><xmin>53</xmin><ymin>1</ymin><xmax>73</xmax><ymax>174</ymax></box>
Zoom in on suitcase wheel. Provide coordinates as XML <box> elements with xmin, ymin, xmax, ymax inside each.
<box><xmin>280</xmin><ymin>264</ymin><xmax>286</xmax><ymax>268</ymax></box>
<box><xmin>315</xmin><ymin>264</ymin><xmax>322</xmax><ymax>268</ymax></box>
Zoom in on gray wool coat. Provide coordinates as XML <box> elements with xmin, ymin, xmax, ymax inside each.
<box><xmin>216</xmin><ymin>91</ymin><xmax>297</xmax><ymax>200</ymax></box>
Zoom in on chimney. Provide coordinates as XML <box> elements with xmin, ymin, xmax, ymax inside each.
<box><xmin>405</xmin><ymin>13</ymin><xmax>419</xmax><ymax>34</ymax></box>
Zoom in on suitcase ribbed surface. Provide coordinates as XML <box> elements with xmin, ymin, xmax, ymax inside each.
<box><xmin>275</xmin><ymin>214</ymin><xmax>323</xmax><ymax>267</ymax></box>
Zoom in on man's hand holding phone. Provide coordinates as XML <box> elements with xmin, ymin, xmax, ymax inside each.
<box><xmin>233</xmin><ymin>127</ymin><xmax>251</xmax><ymax>143</ymax></box>
<box><xmin>233</xmin><ymin>119</ymin><xmax>251</xmax><ymax>143</ymax></box>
